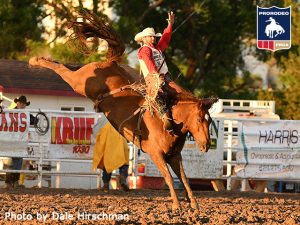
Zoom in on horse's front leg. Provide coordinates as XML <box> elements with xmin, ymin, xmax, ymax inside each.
<box><xmin>167</xmin><ymin>154</ymin><xmax>198</xmax><ymax>210</ymax></box>
<box><xmin>149</xmin><ymin>152</ymin><xmax>181</xmax><ymax>211</ymax></box>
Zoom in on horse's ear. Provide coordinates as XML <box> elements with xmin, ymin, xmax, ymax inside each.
<box><xmin>201</xmin><ymin>97</ymin><xmax>219</xmax><ymax>109</ymax></box>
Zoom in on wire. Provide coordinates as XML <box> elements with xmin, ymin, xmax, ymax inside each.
<box><xmin>172</xmin><ymin>0</ymin><xmax>207</xmax><ymax>34</ymax></box>
<box><xmin>173</xmin><ymin>11</ymin><xmax>197</xmax><ymax>34</ymax></box>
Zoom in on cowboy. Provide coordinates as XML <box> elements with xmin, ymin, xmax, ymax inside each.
<box><xmin>134</xmin><ymin>11</ymin><xmax>175</xmax><ymax>133</ymax></box>
<box><xmin>5</xmin><ymin>95</ymin><xmax>30</xmax><ymax>189</ymax></box>
<box><xmin>14</xmin><ymin>95</ymin><xmax>30</xmax><ymax>109</ymax></box>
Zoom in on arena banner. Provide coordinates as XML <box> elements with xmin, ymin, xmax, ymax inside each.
<box><xmin>238</xmin><ymin>120</ymin><xmax>300</xmax><ymax>148</ymax></box>
<box><xmin>0</xmin><ymin>110</ymin><xmax>30</xmax><ymax>156</ymax></box>
<box><xmin>236</xmin><ymin>120</ymin><xmax>300</xmax><ymax>179</ymax></box>
<box><xmin>237</xmin><ymin>150</ymin><xmax>300</xmax><ymax>166</ymax></box>
<box><xmin>48</xmin><ymin>111</ymin><xmax>100</xmax><ymax>159</ymax></box>
<box><xmin>137</xmin><ymin>119</ymin><xmax>224</xmax><ymax>179</ymax></box>
<box><xmin>235</xmin><ymin>163</ymin><xmax>300</xmax><ymax>179</ymax></box>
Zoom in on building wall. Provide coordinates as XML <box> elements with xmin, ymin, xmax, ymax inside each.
<box><xmin>2</xmin><ymin>93</ymin><xmax>95</xmax><ymax>112</ymax></box>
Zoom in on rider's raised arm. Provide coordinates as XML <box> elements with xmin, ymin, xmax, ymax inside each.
<box><xmin>157</xmin><ymin>11</ymin><xmax>175</xmax><ymax>52</ymax></box>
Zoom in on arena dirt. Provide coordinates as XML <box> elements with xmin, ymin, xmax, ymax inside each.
<box><xmin>0</xmin><ymin>188</ymin><xmax>299</xmax><ymax>224</ymax></box>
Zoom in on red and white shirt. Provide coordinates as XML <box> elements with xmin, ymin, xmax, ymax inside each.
<box><xmin>138</xmin><ymin>24</ymin><xmax>172</xmax><ymax>77</ymax></box>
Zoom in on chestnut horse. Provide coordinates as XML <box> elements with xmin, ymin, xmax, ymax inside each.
<box><xmin>29</xmin><ymin>12</ymin><xmax>217</xmax><ymax>211</ymax></box>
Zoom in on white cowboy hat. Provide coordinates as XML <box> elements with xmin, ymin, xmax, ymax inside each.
<box><xmin>134</xmin><ymin>27</ymin><xmax>162</xmax><ymax>42</ymax></box>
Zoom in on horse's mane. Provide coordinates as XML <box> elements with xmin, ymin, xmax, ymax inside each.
<box><xmin>176</xmin><ymin>94</ymin><xmax>199</xmax><ymax>103</ymax></box>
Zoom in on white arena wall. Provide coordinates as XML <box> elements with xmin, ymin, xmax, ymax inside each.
<box><xmin>2</xmin><ymin>93</ymin><xmax>95</xmax><ymax>112</ymax></box>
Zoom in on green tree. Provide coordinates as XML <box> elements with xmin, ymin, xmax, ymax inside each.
<box><xmin>19</xmin><ymin>39</ymin><xmax>106</xmax><ymax>65</ymax></box>
<box><xmin>0</xmin><ymin>0</ymin><xmax>44</xmax><ymax>58</ymax></box>
<box><xmin>38</xmin><ymin>0</ymin><xmax>262</xmax><ymax>98</ymax></box>
<box><xmin>17</xmin><ymin>0</ymin><xmax>109</xmax><ymax>64</ymax></box>
<box><xmin>278</xmin><ymin>1</ymin><xmax>300</xmax><ymax>119</ymax></box>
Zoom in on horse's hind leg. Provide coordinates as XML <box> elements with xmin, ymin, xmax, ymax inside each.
<box><xmin>29</xmin><ymin>57</ymin><xmax>86</xmax><ymax>96</ymax></box>
<box><xmin>149</xmin><ymin>153</ymin><xmax>181</xmax><ymax>211</ymax></box>
<box><xmin>29</xmin><ymin>57</ymin><xmax>71</xmax><ymax>75</ymax></box>
<box><xmin>167</xmin><ymin>154</ymin><xmax>199</xmax><ymax>210</ymax></box>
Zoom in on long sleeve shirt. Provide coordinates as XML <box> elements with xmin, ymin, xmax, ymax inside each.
<box><xmin>138</xmin><ymin>24</ymin><xmax>172</xmax><ymax>75</ymax></box>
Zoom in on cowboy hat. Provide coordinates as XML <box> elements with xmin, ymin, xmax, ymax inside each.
<box><xmin>14</xmin><ymin>95</ymin><xmax>30</xmax><ymax>106</ymax></box>
<box><xmin>134</xmin><ymin>27</ymin><xmax>162</xmax><ymax>43</ymax></box>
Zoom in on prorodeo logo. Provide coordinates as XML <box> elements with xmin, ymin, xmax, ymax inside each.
<box><xmin>257</xmin><ymin>6</ymin><xmax>291</xmax><ymax>51</ymax></box>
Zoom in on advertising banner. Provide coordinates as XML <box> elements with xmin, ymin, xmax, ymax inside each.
<box><xmin>48</xmin><ymin>112</ymin><xmax>99</xmax><ymax>159</ymax></box>
<box><xmin>239</xmin><ymin>120</ymin><xmax>300</xmax><ymax>149</ymax></box>
<box><xmin>0</xmin><ymin>110</ymin><xmax>29</xmax><ymax>156</ymax></box>
<box><xmin>236</xmin><ymin>120</ymin><xmax>300</xmax><ymax>179</ymax></box>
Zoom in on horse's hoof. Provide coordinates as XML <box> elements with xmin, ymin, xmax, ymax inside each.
<box><xmin>171</xmin><ymin>208</ymin><xmax>182</xmax><ymax>215</ymax></box>
<box><xmin>172</xmin><ymin>204</ymin><xmax>181</xmax><ymax>213</ymax></box>
<box><xmin>190</xmin><ymin>201</ymin><xmax>199</xmax><ymax>210</ymax></box>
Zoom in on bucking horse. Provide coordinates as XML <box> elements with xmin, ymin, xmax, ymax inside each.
<box><xmin>29</xmin><ymin>11</ymin><xmax>218</xmax><ymax>211</ymax></box>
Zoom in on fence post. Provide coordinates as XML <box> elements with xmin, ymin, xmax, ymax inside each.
<box><xmin>226</xmin><ymin>120</ymin><xmax>233</xmax><ymax>190</ymax></box>
<box><xmin>55</xmin><ymin>161</ymin><xmax>61</xmax><ymax>188</ymax></box>
<box><xmin>132</xmin><ymin>145</ymin><xmax>138</xmax><ymax>189</ymax></box>
<box><xmin>241</xmin><ymin>179</ymin><xmax>247</xmax><ymax>191</ymax></box>
<box><xmin>37</xmin><ymin>142</ymin><xmax>43</xmax><ymax>188</ymax></box>
<box><xmin>0</xmin><ymin>85</ymin><xmax>3</xmax><ymax>100</ymax></box>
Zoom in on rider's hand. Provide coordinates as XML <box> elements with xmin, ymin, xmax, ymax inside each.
<box><xmin>167</xmin><ymin>11</ymin><xmax>175</xmax><ymax>26</ymax></box>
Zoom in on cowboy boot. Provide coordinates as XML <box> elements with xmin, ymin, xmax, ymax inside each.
<box><xmin>119</xmin><ymin>175</ymin><xmax>129</xmax><ymax>191</ymax></box>
<box><xmin>100</xmin><ymin>182</ymin><xmax>109</xmax><ymax>192</ymax></box>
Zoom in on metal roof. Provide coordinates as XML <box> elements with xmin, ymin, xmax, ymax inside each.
<box><xmin>0</xmin><ymin>59</ymin><xmax>81</xmax><ymax>96</ymax></box>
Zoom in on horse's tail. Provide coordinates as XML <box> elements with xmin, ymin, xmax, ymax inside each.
<box><xmin>68</xmin><ymin>10</ymin><xmax>125</xmax><ymax>62</ymax></box>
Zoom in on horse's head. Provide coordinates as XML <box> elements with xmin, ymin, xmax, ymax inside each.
<box><xmin>187</xmin><ymin>97</ymin><xmax>218</xmax><ymax>152</ymax></box>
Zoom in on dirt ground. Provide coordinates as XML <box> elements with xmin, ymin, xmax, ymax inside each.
<box><xmin>0</xmin><ymin>188</ymin><xmax>299</xmax><ymax>225</ymax></box>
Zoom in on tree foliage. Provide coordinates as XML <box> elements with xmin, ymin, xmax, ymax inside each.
<box><xmin>0</xmin><ymin>0</ymin><xmax>44</xmax><ymax>58</ymax></box>
<box><xmin>15</xmin><ymin>0</ymin><xmax>107</xmax><ymax>64</ymax></box>
<box><xmin>26</xmin><ymin>0</ymin><xmax>261</xmax><ymax>98</ymax></box>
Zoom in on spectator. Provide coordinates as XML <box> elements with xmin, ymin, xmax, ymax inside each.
<box><xmin>92</xmin><ymin>115</ymin><xmax>129</xmax><ymax>192</ymax></box>
<box><xmin>5</xmin><ymin>95</ymin><xmax>30</xmax><ymax>189</ymax></box>
<box><xmin>101</xmin><ymin>164</ymin><xmax>129</xmax><ymax>192</ymax></box>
